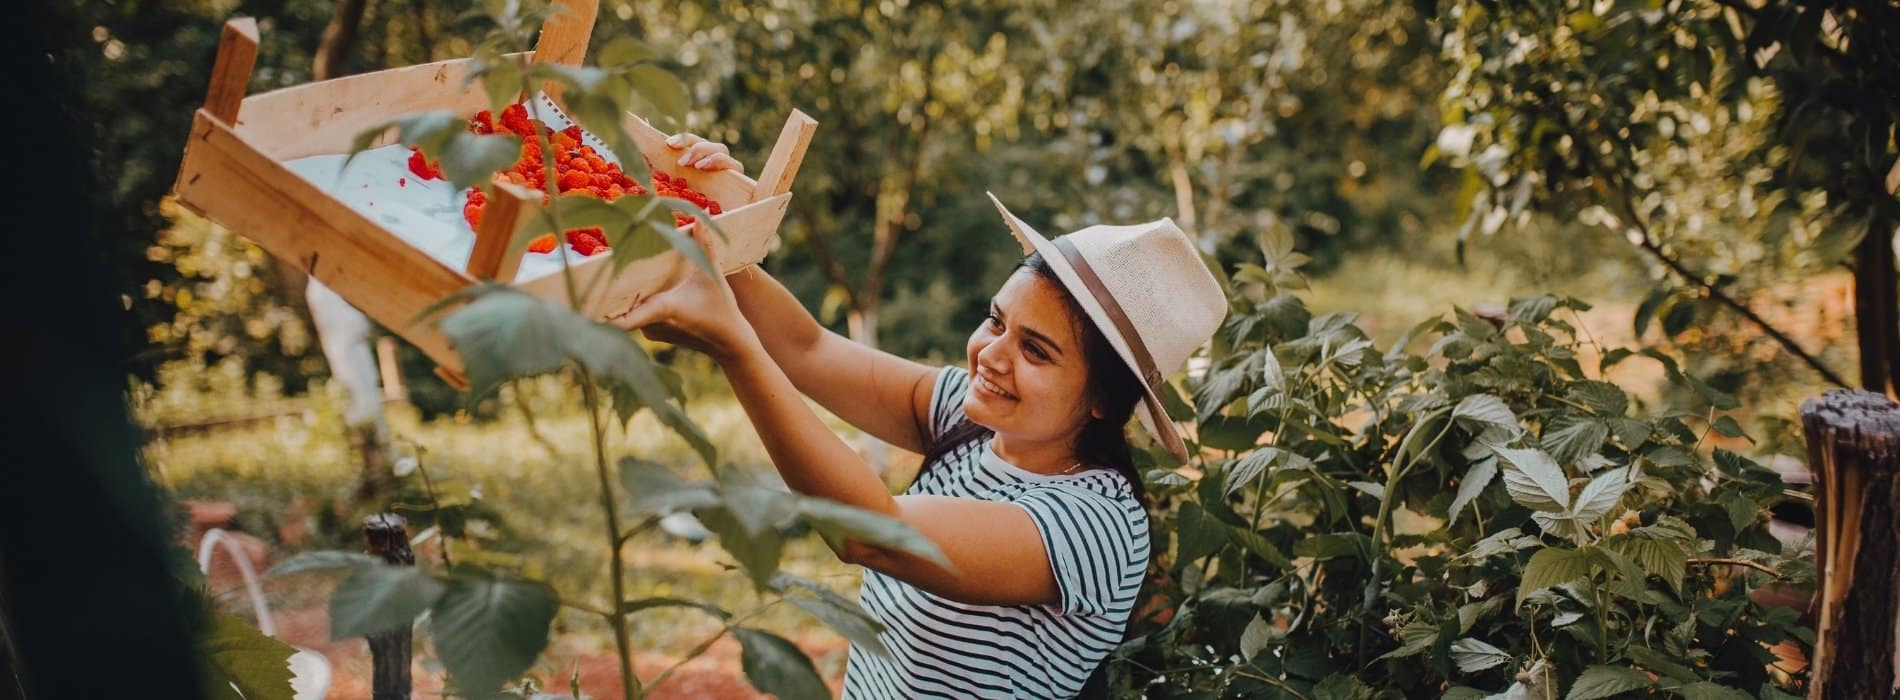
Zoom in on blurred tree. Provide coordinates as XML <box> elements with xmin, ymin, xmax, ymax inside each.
<box><xmin>1435</xmin><ymin>0</ymin><xmax>1894</xmax><ymax>396</ymax></box>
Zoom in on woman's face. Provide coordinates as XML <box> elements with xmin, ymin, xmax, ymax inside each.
<box><xmin>963</xmin><ymin>269</ymin><xmax>1099</xmax><ymax>444</ymax></box>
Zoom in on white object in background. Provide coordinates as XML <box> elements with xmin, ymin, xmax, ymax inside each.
<box><xmin>197</xmin><ymin>528</ymin><xmax>333</xmax><ymax>700</ymax></box>
<box><xmin>307</xmin><ymin>278</ymin><xmax>385</xmax><ymax>429</ymax></box>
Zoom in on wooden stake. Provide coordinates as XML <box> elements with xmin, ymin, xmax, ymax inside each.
<box><xmin>363</xmin><ymin>513</ymin><xmax>414</xmax><ymax>700</ymax></box>
<box><xmin>1801</xmin><ymin>389</ymin><xmax>1900</xmax><ymax>699</ymax></box>
<box><xmin>203</xmin><ymin>18</ymin><xmax>259</xmax><ymax>125</ymax></box>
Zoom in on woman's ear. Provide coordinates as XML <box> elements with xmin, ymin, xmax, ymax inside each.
<box><xmin>1090</xmin><ymin>404</ymin><xmax>1106</xmax><ymax>420</ymax></box>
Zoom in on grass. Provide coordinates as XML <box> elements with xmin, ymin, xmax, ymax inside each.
<box><xmin>146</xmin><ymin>369</ymin><xmax>867</xmax><ymax>659</ymax></box>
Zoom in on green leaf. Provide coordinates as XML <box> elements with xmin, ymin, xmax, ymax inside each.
<box><xmin>565</xmin><ymin>89</ymin><xmax>646</xmax><ymax>179</ymax></box>
<box><xmin>1710</xmin><ymin>415</ymin><xmax>1745</xmax><ymax>439</ymax></box>
<box><xmin>796</xmin><ymin>497</ymin><xmax>952</xmax><ymax>569</ymax></box>
<box><xmin>430</xmin><ymin>577</ymin><xmax>559</xmax><ymax>696</ymax></box>
<box><xmin>1229</xmin><ymin>527</ymin><xmax>1294</xmax><ymax>571</ymax></box>
<box><xmin>697</xmin><ymin>506</ymin><xmax>785</xmax><ymax>588</ymax></box>
<box><xmin>1625</xmin><ymin>645</ymin><xmax>1700</xmax><ymax>682</ymax></box>
<box><xmin>1604</xmin><ymin>534</ymin><xmax>1689</xmax><ymax>596</ymax></box>
<box><xmin>785</xmin><ymin>595</ymin><xmax>890</xmax><ymax>658</ymax></box>
<box><xmin>1542</xmin><ymin>414</ymin><xmax>1609</xmax><ymax>466</ymax></box>
<box><xmin>328</xmin><ymin>564</ymin><xmax>445</xmax><ymax>640</ymax></box>
<box><xmin>1495</xmin><ymin>446</ymin><xmax>1571</xmax><ymax>512</ymax></box>
<box><xmin>1448</xmin><ymin>637</ymin><xmax>1512</xmax><ymax>673</ymax></box>
<box><xmin>1568</xmin><ymin>466</ymin><xmax>1632</xmax><ymax>523</ymax></box>
<box><xmin>771</xmin><ymin>573</ymin><xmax>889</xmax><ymax>657</ymax></box>
<box><xmin>1448</xmin><ymin>457</ymin><xmax>1499</xmax><ymax>527</ymax></box>
<box><xmin>1453</xmin><ymin>394</ymin><xmax>1518</xmax><ymax>434</ymax></box>
<box><xmin>1661</xmin><ymin>301</ymin><xmax>1696</xmax><ymax>338</ymax></box>
<box><xmin>198</xmin><ymin>611</ymin><xmax>297</xmax><ymax>700</ymax></box>
<box><xmin>1378</xmin><ymin>621</ymin><xmax>1438</xmax><ymax>661</ymax></box>
<box><xmin>1226</xmin><ymin>447</ymin><xmax>1308</xmax><ymax>496</ymax></box>
<box><xmin>1565</xmin><ymin>665</ymin><xmax>1653</xmax><ymax>700</ymax></box>
<box><xmin>438</xmin><ymin>286</ymin><xmax>639</xmax><ymax>400</ymax></box>
<box><xmin>1518</xmin><ymin>547</ymin><xmax>1594</xmax><ymax>609</ymax></box>
<box><xmin>1667</xmin><ymin>681</ymin><xmax>1754</xmax><ymax>700</ymax></box>
<box><xmin>594</xmin><ymin>330</ymin><xmax>716</xmax><ymax>468</ymax></box>
<box><xmin>734</xmin><ymin>627</ymin><xmax>830</xmax><ymax>700</ymax></box>
<box><xmin>1174</xmin><ymin>501</ymin><xmax>1230</xmax><ymax>564</ymax></box>
<box><xmin>1566</xmin><ymin>381</ymin><xmax>1629</xmax><ymax>416</ymax></box>
<box><xmin>627</xmin><ymin>64</ymin><xmax>691</xmax><ymax>125</ymax></box>
<box><xmin>1240</xmin><ymin>613</ymin><xmax>1275</xmax><ymax>661</ymax></box>
<box><xmin>717</xmin><ymin>477</ymin><xmax>800</xmax><ymax>537</ymax></box>
<box><xmin>439</xmin><ymin>132</ymin><xmax>522</xmax><ymax>192</ymax></box>
<box><xmin>619</xmin><ymin>457</ymin><xmax>720</xmax><ymax>514</ymax></box>
<box><xmin>266</xmin><ymin>551</ymin><xmax>379</xmax><ymax>577</ymax></box>
<box><xmin>1196</xmin><ymin>362</ymin><xmax>1249</xmax><ymax>422</ymax></box>
<box><xmin>597</xmin><ymin>36</ymin><xmax>658</xmax><ymax>68</ymax></box>
<box><xmin>1311</xmin><ymin>673</ymin><xmax>1371</xmax><ymax>700</ymax></box>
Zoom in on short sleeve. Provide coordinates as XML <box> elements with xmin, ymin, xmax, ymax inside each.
<box><xmin>1013</xmin><ymin>480</ymin><xmax>1151</xmax><ymax>618</ymax></box>
<box><xmin>924</xmin><ymin>365</ymin><xmax>971</xmax><ymax>444</ymax></box>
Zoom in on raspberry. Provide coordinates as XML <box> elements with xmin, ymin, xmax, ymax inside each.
<box><xmin>527</xmin><ymin>234</ymin><xmax>557</xmax><ymax>253</ymax></box>
<box><xmin>407</xmin><ymin>149</ymin><xmax>443</xmax><ymax>180</ymax></box>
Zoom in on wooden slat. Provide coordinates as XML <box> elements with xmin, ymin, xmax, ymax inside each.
<box><xmin>466</xmin><ymin>183</ymin><xmax>534</xmax><ymax>282</ymax></box>
<box><xmin>532</xmin><ymin>0</ymin><xmax>598</xmax><ymax>103</ymax></box>
<box><xmin>234</xmin><ymin>54</ymin><xmax>512</xmax><ymax>160</ymax></box>
<box><xmin>621</xmin><ymin>111</ymin><xmax>759</xmax><ymax>208</ymax></box>
<box><xmin>751</xmin><ymin>110</ymin><xmax>819</xmax><ymax>203</ymax></box>
<box><xmin>203</xmin><ymin>18</ymin><xmax>260</xmax><ymax>125</ymax></box>
<box><xmin>532</xmin><ymin>0</ymin><xmax>597</xmax><ymax>66</ymax></box>
<box><xmin>174</xmin><ymin>110</ymin><xmax>475</xmax><ymax>372</ymax></box>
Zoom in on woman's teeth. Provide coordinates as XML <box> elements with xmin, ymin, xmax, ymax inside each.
<box><xmin>977</xmin><ymin>375</ymin><xmax>1017</xmax><ymax>400</ymax></box>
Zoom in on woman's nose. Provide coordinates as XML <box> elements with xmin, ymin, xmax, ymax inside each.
<box><xmin>976</xmin><ymin>335</ymin><xmax>1012</xmax><ymax>371</ymax></box>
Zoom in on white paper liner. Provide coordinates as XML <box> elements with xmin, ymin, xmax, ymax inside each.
<box><xmin>280</xmin><ymin>93</ymin><xmax>626</xmax><ymax>284</ymax></box>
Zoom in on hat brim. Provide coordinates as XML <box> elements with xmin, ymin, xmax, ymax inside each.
<box><xmin>985</xmin><ymin>192</ymin><xmax>1190</xmax><ymax>465</ymax></box>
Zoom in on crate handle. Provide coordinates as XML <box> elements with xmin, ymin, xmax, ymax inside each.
<box><xmin>202</xmin><ymin>18</ymin><xmax>259</xmax><ymax>126</ymax></box>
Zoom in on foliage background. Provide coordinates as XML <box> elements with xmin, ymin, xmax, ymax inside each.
<box><xmin>40</xmin><ymin>0</ymin><xmax>1892</xmax><ymax>694</ymax></box>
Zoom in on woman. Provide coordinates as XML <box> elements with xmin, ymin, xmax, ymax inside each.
<box><xmin>612</xmin><ymin>136</ymin><xmax>1227</xmax><ymax>698</ymax></box>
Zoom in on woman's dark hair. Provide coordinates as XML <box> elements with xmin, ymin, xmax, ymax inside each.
<box><xmin>919</xmin><ymin>252</ymin><xmax>1149</xmax><ymax>503</ymax></box>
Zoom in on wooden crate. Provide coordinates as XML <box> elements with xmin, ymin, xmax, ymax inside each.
<box><xmin>171</xmin><ymin>0</ymin><xmax>816</xmax><ymax>380</ymax></box>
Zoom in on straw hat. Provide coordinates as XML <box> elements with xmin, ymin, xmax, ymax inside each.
<box><xmin>986</xmin><ymin>193</ymin><xmax>1227</xmax><ymax>464</ymax></box>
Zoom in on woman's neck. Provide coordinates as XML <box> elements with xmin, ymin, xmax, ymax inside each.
<box><xmin>989</xmin><ymin>432</ymin><xmax>1084</xmax><ymax>476</ymax></box>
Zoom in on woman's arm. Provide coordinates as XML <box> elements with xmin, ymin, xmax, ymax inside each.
<box><xmin>668</xmin><ymin>134</ymin><xmax>939</xmax><ymax>454</ymax></box>
<box><xmin>614</xmin><ymin>268</ymin><xmax>1063</xmax><ymax>608</ymax></box>
<box><xmin>727</xmin><ymin>268</ymin><xmax>939</xmax><ymax>454</ymax></box>
<box><xmin>718</xmin><ymin>336</ymin><xmax>1061</xmax><ymax>607</ymax></box>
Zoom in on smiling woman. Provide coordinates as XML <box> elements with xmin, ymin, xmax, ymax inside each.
<box><xmin>611</xmin><ymin>135</ymin><xmax>1226</xmax><ymax>698</ymax></box>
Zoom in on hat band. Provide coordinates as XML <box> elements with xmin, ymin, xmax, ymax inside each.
<box><xmin>1052</xmin><ymin>236</ymin><xmax>1165</xmax><ymax>393</ymax></box>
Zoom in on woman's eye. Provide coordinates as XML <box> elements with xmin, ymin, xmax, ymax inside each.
<box><xmin>985</xmin><ymin>313</ymin><xmax>1004</xmax><ymax>329</ymax></box>
<box><xmin>1025</xmin><ymin>343</ymin><xmax>1049</xmax><ymax>361</ymax></box>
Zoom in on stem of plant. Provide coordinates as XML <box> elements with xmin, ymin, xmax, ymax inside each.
<box><xmin>580</xmin><ymin>370</ymin><xmax>640</xmax><ymax>700</ymax></box>
<box><xmin>412</xmin><ymin>451</ymin><xmax>454</xmax><ymax>568</ymax></box>
<box><xmin>1361</xmin><ymin>406</ymin><xmax>1453</xmax><ymax>665</ymax></box>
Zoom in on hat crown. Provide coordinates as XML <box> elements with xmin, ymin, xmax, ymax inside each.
<box><xmin>986</xmin><ymin>192</ymin><xmax>1228</xmax><ymax>463</ymax></box>
<box><xmin>1059</xmin><ymin>220</ymin><xmax>1227</xmax><ymax>376</ymax></box>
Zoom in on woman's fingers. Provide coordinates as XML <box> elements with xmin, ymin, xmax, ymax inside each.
<box><xmin>608</xmin><ymin>295</ymin><xmax>669</xmax><ymax>331</ymax></box>
<box><xmin>676</xmin><ymin>141</ymin><xmax>742</xmax><ymax>172</ymax></box>
<box><xmin>663</xmin><ymin>133</ymin><xmax>706</xmax><ymax>150</ymax></box>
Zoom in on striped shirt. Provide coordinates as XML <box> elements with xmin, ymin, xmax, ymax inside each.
<box><xmin>842</xmin><ymin>366</ymin><xmax>1152</xmax><ymax>699</ymax></box>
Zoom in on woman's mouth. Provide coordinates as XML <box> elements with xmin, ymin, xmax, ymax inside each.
<box><xmin>974</xmin><ymin>373</ymin><xmax>1018</xmax><ymax>400</ymax></box>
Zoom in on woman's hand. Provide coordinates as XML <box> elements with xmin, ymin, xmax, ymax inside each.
<box><xmin>609</xmin><ymin>263</ymin><xmax>759</xmax><ymax>364</ymax></box>
<box><xmin>664</xmin><ymin>133</ymin><xmax>744</xmax><ymax>173</ymax></box>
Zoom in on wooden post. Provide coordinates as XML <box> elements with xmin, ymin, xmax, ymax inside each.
<box><xmin>202</xmin><ymin>18</ymin><xmax>259</xmax><ymax>125</ymax></box>
<box><xmin>363</xmin><ymin>513</ymin><xmax>414</xmax><ymax>700</ymax></box>
<box><xmin>1801</xmin><ymin>389</ymin><xmax>1900</xmax><ymax>699</ymax></box>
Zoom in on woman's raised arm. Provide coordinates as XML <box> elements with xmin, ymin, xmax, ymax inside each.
<box><xmin>666</xmin><ymin>131</ymin><xmax>939</xmax><ymax>454</ymax></box>
<box><xmin>726</xmin><ymin>268</ymin><xmax>939</xmax><ymax>454</ymax></box>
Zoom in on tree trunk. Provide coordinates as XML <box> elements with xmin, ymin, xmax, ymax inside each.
<box><xmin>1801</xmin><ymin>389</ymin><xmax>1900</xmax><ymax>699</ymax></box>
<box><xmin>313</xmin><ymin>0</ymin><xmax>370</xmax><ymax>82</ymax></box>
<box><xmin>1853</xmin><ymin>212</ymin><xmax>1898</xmax><ymax>398</ymax></box>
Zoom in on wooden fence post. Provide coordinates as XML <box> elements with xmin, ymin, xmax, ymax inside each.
<box><xmin>363</xmin><ymin>513</ymin><xmax>414</xmax><ymax>700</ymax></box>
<box><xmin>1801</xmin><ymin>389</ymin><xmax>1900</xmax><ymax>699</ymax></box>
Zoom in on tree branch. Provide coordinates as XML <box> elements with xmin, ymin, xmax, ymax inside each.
<box><xmin>1689</xmin><ymin>557</ymin><xmax>1785</xmax><ymax>579</ymax></box>
<box><xmin>794</xmin><ymin>205</ymin><xmax>858</xmax><ymax>308</ymax></box>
